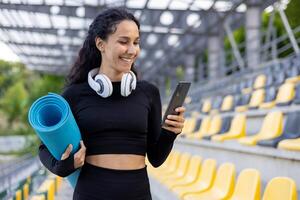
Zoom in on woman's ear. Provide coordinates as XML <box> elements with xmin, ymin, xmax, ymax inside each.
<box><xmin>95</xmin><ymin>37</ymin><xmax>104</xmax><ymax>52</ymax></box>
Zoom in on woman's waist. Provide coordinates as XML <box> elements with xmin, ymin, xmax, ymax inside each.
<box><xmin>86</xmin><ymin>154</ymin><xmax>146</xmax><ymax>170</ymax></box>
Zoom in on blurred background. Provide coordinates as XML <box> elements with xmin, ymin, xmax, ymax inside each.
<box><xmin>0</xmin><ymin>0</ymin><xmax>300</xmax><ymax>199</ymax></box>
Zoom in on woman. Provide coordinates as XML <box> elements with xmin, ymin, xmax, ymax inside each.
<box><xmin>38</xmin><ymin>8</ymin><xmax>186</xmax><ymax>200</ymax></box>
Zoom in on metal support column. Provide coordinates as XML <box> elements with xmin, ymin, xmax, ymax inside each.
<box><xmin>184</xmin><ymin>54</ymin><xmax>195</xmax><ymax>82</ymax></box>
<box><xmin>224</xmin><ymin>21</ymin><xmax>245</xmax><ymax>70</ymax></box>
<box><xmin>276</xmin><ymin>3</ymin><xmax>300</xmax><ymax>55</ymax></box>
<box><xmin>208</xmin><ymin>34</ymin><xmax>224</xmax><ymax>79</ymax></box>
<box><xmin>246</xmin><ymin>5</ymin><xmax>261</xmax><ymax>68</ymax></box>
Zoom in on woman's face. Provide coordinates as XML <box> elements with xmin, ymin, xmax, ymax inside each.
<box><xmin>99</xmin><ymin>20</ymin><xmax>140</xmax><ymax>74</ymax></box>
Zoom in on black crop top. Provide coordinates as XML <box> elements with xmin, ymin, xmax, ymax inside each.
<box><xmin>38</xmin><ymin>80</ymin><xmax>178</xmax><ymax>177</ymax></box>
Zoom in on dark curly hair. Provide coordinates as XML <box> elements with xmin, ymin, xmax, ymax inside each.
<box><xmin>67</xmin><ymin>8</ymin><xmax>140</xmax><ymax>85</ymax></box>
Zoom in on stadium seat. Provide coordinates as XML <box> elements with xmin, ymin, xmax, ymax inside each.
<box><xmin>276</xmin><ymin>82</ymin><xmax>295</xmax><ymax>106</ymax></box>
<box><xmin>238</xmin><ymin>111</ymin><xmax>283</xmax><ymax>146</ymax></box>
<box><xmin>228</xmin><ymin>169</ymin><xmax>261</xmax><ymax>200</ymax></box>
<box><xmin>165</xmin><ymin>155</ymin><xmax>202</xmax><ymax>189</ymax></box>
<box><xmin>220</xmin><ymin>95</ymin><xmax>234</xmax><ymax>112</ymax></box>
<box><xmin>210</xmin><ymin>96</ymin><xmax>223</xmax><ymax>114</ymax></box>
<box><xmin>150</xmin><ymin>151</ymin><xmax>181</xmax><ymax>178</ymax></box>
<box><xmin>292</xmin><ymin>83</ymin><xmax>300</xmax><ymax>104</ymax></box>
<box><xmin>265</xmin><ymin>74</ymin><xmax>274</xmax><ymax>87</ymax></box>
<box><xmin>253</xmin><ymin>74</ymin><xmax>267</xmax><ymax>89</ymax></box>
<box><xmin>278</xmin><ymin>138</ymin><xmax>300</xmax><ymax>151</ymax></box>
<box><xmin>285</xmin><ymin>67</ymin><xmax>300</xmax><ymax>83</ymax></box>
<box><xmin>181</xmin><ymin>117</ymin><xmax>197</xmax><ymax>136</ymax></box>
<box><xmin>172</xmin><ymin>159</ymin><xmax>217</xmax><ymax>199</ymax></box>
<box><xmin>201</xmin><ymin>114</ymin><xmax>222</xmax><ymax>138</ymax></box>
<box><xmin>201</xmin><ymin>99</ymin><xmax>211</xmax><ymax>114</ymax></box>
<box><xmin>260</xmin><ymin>86</ymin><xmax>277</xmax><ymax>109</ymax></box>
<box><xmin>161</xmin><ymin>153</ymin><xmax>192</xmax><ymax>184</ymax></box>
<box><xmin>262</xmin><ymin>177</ymin><xmax>297</xmax><ymax>200</ymax></box>
<box><xmin>235</xmin><ymin>94</ymin><xmax>251</xmax><ymax>112</ymax></box>
<box><xmin>257</xmin><ymin>111</ymin><xmax>300</xmax><ymax>148</ymax></box>
<box><xmin>188</xmin><ymin>116</ymin><xmax>211</xmax><ymax>139</ymax></box>
<box><xmin>183</xmin><ymin>163</ymin><xmax>236</xmax><ymax>200</ymax></box>
<box><xmin>248</xmin><ymin>89</ymin><xmax>265</xmax><ymax>109</ymax></box>
<box><xmin>158</xmin><ymin>153</ymin><xmax>191</xmax><ymax>183</ymax></box>
<box><xmin>212</xmin><ymin>114</ymin><xmax>246</xmax><ymax>142</ymax></box>
<box><xmin>273</xmin><ymin>71</ymin><xmax>286</xmax><ymax>86</ymax></box>
<box><xmin>203</xmin><ymin>116</ymin><xmax>232</xmax><ymax>140</ymax></box>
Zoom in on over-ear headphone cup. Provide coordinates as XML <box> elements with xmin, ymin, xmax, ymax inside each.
<box><xmin>130</xmin><ymin>71</ymin><xmax>137</xmax><ymax>90</ymax></box>
<box><xmin>121</xmin><ymin>73</ymin><xmax>131</xmax><ymax>97</ymax></box>
<box><xmin>121</xmin><ymin>72</ymin><xmax>136</xmax><ymax>97</ymax></box>
<box><xmin>95</xmin><ymin>74</ymin><xmax>113</xmax><ymax>98</ymax></box>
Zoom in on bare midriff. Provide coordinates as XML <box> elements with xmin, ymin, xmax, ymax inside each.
<box><xmin>86</xmin><ymin>154</ymin><xmax>146</xmax><ymax>170</ymax></box>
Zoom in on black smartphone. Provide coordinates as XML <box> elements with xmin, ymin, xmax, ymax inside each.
<box><xmin>162</xmin><ymin>81</ymin><xmax>191</xmax><ymax>127</ymax></box>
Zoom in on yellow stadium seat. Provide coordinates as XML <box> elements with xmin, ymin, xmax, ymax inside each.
<box><xmin>15</xmin><ymin>190</ymin><xmax>21</xmax><ymax>200</ymax></box>
<box><xmin>31</xmin><ymin>195</ymin><xmax>45</xmax><ymax>200</ymax></box>
<box><xmin>182</xmin><ymin>117</ymin><xmax>197</xmax><ymax>136</ymax></box>
<box><xmin>202</xmin><ymin>99</ymin><xmax>212</xmax><ymax>114</ymax></box>
<box><xmin>173</xmin><ymin>158</ymin><xmax>217</xmax><ymax>199</ymax></box>
<box><xmin>238</xmin><ymin>111</ymin><xmax>283</xmax><ymax>146</ymax></box>
<box><xmin>202</xmin><ymin>115</ymin><xmax>222</xmax><ymax>138</ymax></box>
<box><xmin>23</xmin><ymin>183</ymin><xmax>29</xmax><ymax>200</ymax></box>
<box><xmin>286</xmin><ymin>76</ymin><xmax>300</xmax><ymax>84</ymax></box>
<box><xmin>188</xmin><ymin>117</ymin><xmax>211</xmax><ymax>139</ymax></box>
<box><xmin>148</xmin><ymin>151</ymin><xmax>177</xmax><ymax>176</ymax></box>
<box><xmin>254</xmin><ymin>74</ymin><xmax>267</xmax><ymax>89</ymax></box>
<box><xmin>276</xmin><ymin>82</ymin><xmax>295</xmax><ymax>106</ymax></box>
<box><xmin>37</xmin><ymin>179</ymin><xmax>55</xmax><ymax>200</ymax></box>
<box><xmin>183</xmin><ymin>163</ymin><xmax>236</xmax><ymax>200</ymax></box>
<box><xmin>262</xmin><ymin>177</ymin><xmax>297</xmax><ymax>200</ymax></box>
<box><xmin>259</xmin><ymin>101</ymin><xmax>275</xmax><ymax>109</ymax></box>
<box><xmin>242</xmin><ymin>87</ymin><xmax>252</xmax><ymax>94</ymax></box>
<box><xmin>166</xmin><ymin>156</ymin><xmax>202</xmax><ymax>189</ymax></box>
<box><xmin>248</xmin><ymin>89</ymin><xmax>265</xmax><ymax>109</ymax></box>
<box><xmin>212</xmin><ymin>114</ymin><xmax>246</xmax><ymax>142</ymax></box>
<box><xmin>160</xmin><ymin>153</ymin><xmax>191</xmax><ymax>184</ymax></box>
<box><xmin>278</xmin><ymin>137</ymin><xmax>300</xmax><ymax>151</ymax></box>
<box><xmin>150</xmin><ymin>151</ymin><xmax>181</xmax><ymax>178</ymax></box>
<box><xmin>228</xmin><ymin>169</ymin><xmax>261</xmax><ymax>200</ymax></box>
<box><xmin>221</xmin><ymin>95</ymin><xmax>234</xmax><ymax>112</ymax></box>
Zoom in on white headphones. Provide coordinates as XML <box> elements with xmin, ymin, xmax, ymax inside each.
<box><xmin>88</xmin><ymin>68</ymin><xmax>137</xmax><ymax>98</ymax></box>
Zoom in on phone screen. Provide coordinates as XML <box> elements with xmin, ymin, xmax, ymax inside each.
<box><xmin>162</xmin><ymin>82</ymin><xmax>191</xmax><ymax>126</ymax></box>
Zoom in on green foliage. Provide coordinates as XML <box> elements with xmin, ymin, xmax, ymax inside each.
<box><xmin>285</xmin><ymin>0</ymin><xmax>300</xmax><ymax>29</ymax></box>
<box><xmin>0</xmin><ymin>60</ymin><xmax>65</xmax><ymax>142</ymax></box>
<box><xmin>0</xmin><ymin>81</ymin><xmax>28</xmax><ymax>126</ymax></box>
<box><xmin>176</xmin><ymin>65</ymin><xmax>184</xmax><ymax>81</ymax></box>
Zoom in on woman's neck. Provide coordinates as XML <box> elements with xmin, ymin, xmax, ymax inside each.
<box><xmin>98</xmin><ymin>65</ymin><xmax>123</xmax><ymax>82</ymax></box>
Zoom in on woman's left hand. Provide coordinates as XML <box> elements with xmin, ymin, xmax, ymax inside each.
<box><xmin>162</xmin><ymin>106</ymin><xmax>186</xmax><ymax>134</ymax></box>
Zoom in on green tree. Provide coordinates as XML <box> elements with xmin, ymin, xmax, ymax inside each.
<box><xmin>0</xmin><ymin>81</ymin><xmax>28</xmax><ymax>127</ymax></box>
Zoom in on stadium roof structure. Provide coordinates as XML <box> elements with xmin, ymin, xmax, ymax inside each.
<box><xmin>0</xmin><ymin>0</ymin><xmax>277</xmax><ymax>81</ymax></box>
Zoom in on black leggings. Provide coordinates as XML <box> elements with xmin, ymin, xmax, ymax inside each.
<box><xmin>73</xmin><ymin>162</ymin><xmax>152</xmax><ymax>200</ymax></box>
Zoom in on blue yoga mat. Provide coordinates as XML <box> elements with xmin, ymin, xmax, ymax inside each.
<box><xmin>28</xmin><ymin>92</ymin><xmax>81</xmax><ymax>188</ymax></box>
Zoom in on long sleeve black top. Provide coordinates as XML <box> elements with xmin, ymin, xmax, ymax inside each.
<box><xmin>38</xmin><ymin>80</ymin><xmax>178</xmax><ymax>177</ymax></box>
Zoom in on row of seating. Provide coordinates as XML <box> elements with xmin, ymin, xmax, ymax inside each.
<box><xmin>199</xmin><ymin>81</ymin><xmax>300</xmax><ymax>114</ymax></box>
<box><xmin>147</xmin><ymin>150</ymin><xmax>298</xmax><ymax>200</ymax></box>
<box><xmin>194</xmin><ymin>56</ymin><xmax>300</xmax><ymax>114</ymax></box>
<box><xmin>182</xmin><ymin>111</ymin><xmax>300</xmax><ymax>150</ymax></box>
<box><xmin>30</xmin><ymin>175</ymin><xmax>62</xmax><ymax>200</ymax></box>
<box><xmin>230</xmin><ymin>56</ymin><xmax>300</xmax><ymax>94</ymax></box>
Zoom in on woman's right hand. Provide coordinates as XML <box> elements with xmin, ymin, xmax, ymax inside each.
<box><xmin>61</xmin><ymin>140</ymin><xmax>86</xmax><ymax>169</ymax></box>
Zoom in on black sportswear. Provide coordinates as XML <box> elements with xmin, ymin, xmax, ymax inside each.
<box><xmin>38</xmin><ymin>81</ymin><xmax>178</xmax><ymax>177</ymax></box>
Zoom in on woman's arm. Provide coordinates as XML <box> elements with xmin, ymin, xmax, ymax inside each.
<box><xmin>146</xmin><ymin>85</ymin><xmax>185</xmax><ymax>168</ymax></box>
<box><xmin>38</xmin><ymin>143</ymin><xmax>76</xmax><ymax>177</ymax></box>
<box><xmin>39</xmin><ymin>141</ymin><xmax>86</xmax><ymax>177</ymax></box>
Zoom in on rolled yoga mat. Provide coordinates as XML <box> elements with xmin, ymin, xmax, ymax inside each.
<box><xmin>28</xmin><ymin>92</ymin><xmax>81</xmax><ymax>188</ymax></box>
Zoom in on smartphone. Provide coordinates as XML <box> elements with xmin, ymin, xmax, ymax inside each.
<box><xmin>162</xmin><ymin>81</ymin><xmax>191</xmax><ymax>127</ymax></box>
